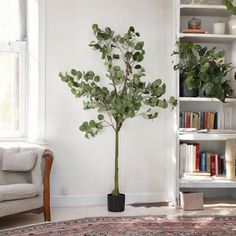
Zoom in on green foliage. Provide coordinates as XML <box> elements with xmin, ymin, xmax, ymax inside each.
<box><xmin>60</xmin><ymin>24</ymin><xmax>177</xmax><ymax>139</ymax></box>
<box><xmin>173</xmin><ymin>41</ymin><xmax>234</xmax><ymax>102</ymax></box>
<box><xmin>59</xmin><ymin>25</ymin><xmax>176</xmax><ymax>196</ymax></box>
<box><xmin>224</xmin><ymin>0</ymin><xmax>236</xmax><ymax>15</ymax></box>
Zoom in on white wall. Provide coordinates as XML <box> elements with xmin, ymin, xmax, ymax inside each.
<box><xmin>45</xmin><ymin>0</ymin><xmax>177</xmax><ymax>206</ymax></box>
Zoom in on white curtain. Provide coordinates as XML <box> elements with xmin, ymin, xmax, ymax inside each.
<box><xmin>0</xmin><ymin>0</ymin><xmax>26</xmax><ymax>42</ymax></box>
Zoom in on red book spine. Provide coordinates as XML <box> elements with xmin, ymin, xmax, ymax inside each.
<box><xmin>211</xmin><ymin>154</ymin><xmax>216</xmax><ymax>176</ymax></box>
<box><xmin>195</xmin><ymin>143</ymin><xmax>200</xmax><ymax>171</ymax></box>
<box><xmin>187</xmin><ymin>112</ymin><xmax>191</xmax><ymax>128</ymax></box>
<box><xmin>218</xmin><ymin>156</ymin><xmax>222</xmax><ymax>175</ymax></box>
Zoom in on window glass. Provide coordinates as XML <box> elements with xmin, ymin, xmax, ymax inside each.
<box><xmin>0</xmin><ymin>0</ymin><xmax>19</xmax><ymax>42</ymax></box>
<box><xmin>0</xmin><ymin>52</ymin><xmax>20</xmax><ymax>135</ymax></box>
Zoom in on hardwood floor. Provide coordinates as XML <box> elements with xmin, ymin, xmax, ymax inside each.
<box><xmin>1</xmin><ymin>200</ymin><xmax>236</xmax><ymax>231</ymax></box>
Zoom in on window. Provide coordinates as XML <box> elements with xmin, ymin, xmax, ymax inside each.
<box><xmin>0</xmin><ymin>0</ymin><xmax>26</xmax><ymax>138</ymax></box>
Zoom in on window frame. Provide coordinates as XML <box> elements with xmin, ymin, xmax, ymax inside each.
<box><xmin>0</xmin><ymin>41</ymin><xmax>26</xmax><ymax>138</ymax></box>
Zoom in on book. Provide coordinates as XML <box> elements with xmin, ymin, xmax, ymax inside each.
<box><xmin>211</xmin><ymin>154</ymin><xmax>216</xmax><ymax>176</ymax></box>
<box><xmin>206</xmin><ymin>153</ymin><xmax>211</xmax><ymax>173</ymax></box>
<box><xmin>200</xmin><ymin>152</ymin><xmax>206</xmax><ymax>172</ymax></box>
<box><xmin>215</xmin><ymin>154</ymin><xmax>218</xmax><ymax>176</ymax></box>
<box><xmin>195</xmin><ymin>143</ymin><xmax>200</xmax><ymax>171</ymax></box>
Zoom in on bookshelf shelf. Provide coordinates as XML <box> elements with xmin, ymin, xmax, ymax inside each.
<box><xmin>179</xmin><ymin>33</ymin><xmax>236</xmax><ymax>44</ymax></box>
<box><xmin>179</xmin><ymin>178</ymin><xmax>236</xmax><ymax>188</ymax></box>
<box><xmin>179</xmin><ymin>97</ymin><xmax>236</xmax><ymax>102</ymax></box>
<box><xmin>179</xmin><ymin>132</ymin><xmax>236</xmax><ymax>141</ymax></box>
<box><xmin>180</xmin><ymin>4</ymin><xmax>229</xmax><ymax>17</ymax></box>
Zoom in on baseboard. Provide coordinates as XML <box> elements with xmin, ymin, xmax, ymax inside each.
<box><xmin>51</xmin><ymin>192</ymin><xmax>169</xmax><ymax>207</ymax></box>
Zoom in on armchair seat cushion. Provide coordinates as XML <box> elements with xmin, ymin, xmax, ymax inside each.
<box><xmin>0</xmin><ymin>184</ymin><xmax>39</xmax><ymax>202</ymax></box>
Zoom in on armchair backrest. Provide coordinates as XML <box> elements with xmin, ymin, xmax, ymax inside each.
<box><xmin>0</xmin><ymin>147</ymin><xmax>46</xmax><ymax>191</ymax></box>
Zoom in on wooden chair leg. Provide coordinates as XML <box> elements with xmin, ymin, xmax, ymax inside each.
<box><xmin>43</xmin><ymin>153</ymin><xmax>53</xmax><ymax>221</ymax></box>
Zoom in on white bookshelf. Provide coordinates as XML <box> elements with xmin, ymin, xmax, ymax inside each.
<box><xmin>179</xmin><ymin>97</ymin><xmax>236</xmax><ymax>102</ymax></box>
<box><xmin>179</xmin><ymin>33</ymin><xmax>236</xmax><ymax>43</ymax></box>
<box><xmin>179</xmin><ymin>179</ymin><xmax>236</xmax><ymax>188</ymax></box>
<box><xmin>175</xmin><ymin>1</ymin><xmax>236</xmax><ymax>206</ymax></box>
<box><xmin>180</xmin><ymin>4</ymin><xmax>229</xmax><ymax>17</ymax></box>
<box><xmin>179</xmin><ymin>132</ymin><xmax>236</xmax><ymax>141</ymax></box>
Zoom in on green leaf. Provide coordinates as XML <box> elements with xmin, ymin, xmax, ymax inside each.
<box><xmin>79</xmin><ymin>124</ymin><xmax>86</xmax><ymax>132</ymax></box>
<box><xmin>77</xmin><ymin>71</ymin><xmax>82</xmax><ymax>79</ymax></box>
<box><xmin>141</xmin><ymin>113</ymin><xmax>149</xmax><ymax>119</ymax></box>
<box><xmin>135</xmin><ymin>65</ymin><xmax>142</xmax><ymax>69</ymax></box>
<box><xmin>71</xmin><ymin>69</ymin><xmax>77</xmax><ymax>76</ymax></box>
<box><xmin>133</xmin><ymin>52</ymin><xmax>144</xmax><ymax>62</ymax></box>
<box><xmin>113</xmin><ymin>54</ymin><xmax>120</xmax><ymax>59</ymax></box>
<box><xmin>98</xmin><ymin>114</ymin><xmax>104</xmax><ymax>120</ymax></box>
<box><xmin>129</xmin><ymin>26</ymin><xmax>135</xmax><ymax>33</ymax></box>
<box><xmin>94</xmin><ymin>76</ymin><xmax>100</xmax><ymax>82</ymax></box>
<box><xmin>89</xmin><ymin>120</ymin><xmax>96</xmax><ymax>127</ymax></box>
<box><xmin>135</xmin><ymin>41</ymin><xmax>144</xmax><ymax>50</ymax></box>
<box><xmin>203</xmin><ymin>82</ymin><xmax>214</xmax><ymax>95</ymax></box>
<box><xmin>92</xmin><ymin>24</ymin><xmax>99</xmax><ymax>31</ymax></box>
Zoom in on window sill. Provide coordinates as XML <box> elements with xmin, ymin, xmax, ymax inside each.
<box><xmin>0</xmin><ymin>138</ymin><xmax>48</xmax><ymax>148</ymax></box>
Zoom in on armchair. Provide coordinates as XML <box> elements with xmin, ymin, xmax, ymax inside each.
<box><xmin>0</xmin><ymin>147</ymin><xmax>53</xmax><ymax>221</ymax></box>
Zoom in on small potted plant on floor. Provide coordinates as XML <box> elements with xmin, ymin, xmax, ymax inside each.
<box><xmin>59</xmin><ymin>24</ymin><xmax>176</xmax><ymax>212</ymax></box>
<box><xmin>173</xmin><ymin>41</ymin><xmax>234</xmax><ymax>102</ymax></box>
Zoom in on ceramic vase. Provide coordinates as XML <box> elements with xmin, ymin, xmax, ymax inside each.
<box><xmin>213</xmin><ymin>22</ymin><xmax>225</xmax><ymax>34</ymax></box>
<box><xmin>229</xmin><ymin>16</ymin><xmax>236</xmax><ymax>35</ymax></box>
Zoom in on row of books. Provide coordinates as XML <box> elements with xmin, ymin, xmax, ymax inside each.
<box><xmin>180</xmin><ymin>112</ymin><xmax>220</xmax><ymax>130</ymax></box>
<box><xmin>179</xmin><ymin>143</ymin><xmax>226</xmax><ymax>178</ymax></box>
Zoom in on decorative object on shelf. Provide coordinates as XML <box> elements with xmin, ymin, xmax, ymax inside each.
<box><xmin>225</xmin><ymin>139</ymin><xmax>236</xmax><ymax>180</ymax></box>
<box><xmin>173</xmin><ymin>41</ymin><xmax>235</xmax><ymax>102</ymax></box>
<box><xmin>182</xmin><ymin>29</ymin><xmax>207</xmax><ymax>34</ymax></box>
<box><xmin>228</xmin><ymin>16</ymin><xmax>236</xmax><ymax>34</ymax></box>
<box><xmin>180</xmin><ymin>192</ymin><xmax>203</xmax><ymax>211</ymax></box>
<box><xmin>188</xmin><ymin>17</ymin><xmax>201</xmax><ymax>29</ymax></box>
<box><xmin>179</xmin><ymin>75</ymin><xmax>199</xmax><ymax>97</ymax></box>
<box><xmin>59</xmin><ymin>25</ymin><xmax>177</xmax><ymax>212</ymax></box>
<box><xmin>213</xmin><ymin>22</ymin><xmax>226</xmax><ymax>34</ymax></box>
<box><xmin>224</xmin><ymin>0</ymin><xmax>236</xmax><ymax>34</ymax></box>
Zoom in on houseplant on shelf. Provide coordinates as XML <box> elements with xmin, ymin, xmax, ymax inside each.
<box><xmin>59</xmin><ymin>24</ymin><xmax>176</xmax><ymax>212</ymax></box>
<box><xmin>173</xmin><ymin>41</ymin><xmax>234</xmax><ymax>102</ymax></box>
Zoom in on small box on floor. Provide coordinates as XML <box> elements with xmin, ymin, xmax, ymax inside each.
<box><xmin>180</xmin><ymin>192</ymin><xmax>203</xmax><ymax>211</ymax></box>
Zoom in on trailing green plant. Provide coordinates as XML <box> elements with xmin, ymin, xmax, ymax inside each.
<box><xmin>224</xmin><ymin>0</ymin><xmax>236</xmax><ymax>15</ymax></box>
<box><xmin>173</xmin><ymin>41</ymin><xmax>234</xmax><ymax>102</ymax></box>
<box><xmin>59</xmin><ymin>24</ymin><xmax>177</xmax><ymax>196</ymax></box>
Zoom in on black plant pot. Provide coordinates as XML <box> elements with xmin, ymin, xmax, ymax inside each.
<box><xmin>180</xmin><ymin>76</ymin><xmax>199</xmax><ymax>97</ymax></box>
<box><xmin>107</xmin><ymin>193</ymin><xmax>125</xmax><ymax>212</ymax></box>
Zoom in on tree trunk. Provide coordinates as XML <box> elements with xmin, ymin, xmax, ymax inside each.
<box><xmin>113</xmin><ymin>126</ymin><xmax>119</xmax><ymax>196</ymax></box>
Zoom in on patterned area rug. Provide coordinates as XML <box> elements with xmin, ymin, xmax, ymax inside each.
<box><xmin>1</xmin><ymin>215</ymin><xmax>236</xmax><ymax>236</ymax></box>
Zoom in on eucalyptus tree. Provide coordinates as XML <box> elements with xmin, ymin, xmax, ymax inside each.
<box><xmin>59</xmin><ymin>24</ymin><xmax>176</xmax><ymax>196</ymax></box>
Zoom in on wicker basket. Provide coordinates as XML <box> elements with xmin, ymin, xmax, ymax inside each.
<box><xmin>180</xmin><ymin>192</ymin><xmax>203</xmax><ymax>211</ymax></box>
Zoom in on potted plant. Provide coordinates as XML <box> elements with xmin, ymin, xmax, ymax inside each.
<box><xmin>59</xmin><ymin>24</ymin><xmax>176</xmax><ymax>212</ymax></box>
<box><xmin>224</xmin><ymin>0</ymin><xmax>236</xmax><ymax>15</ymax></box>
<box><xmin>173</xmin><ymin>41</ymin><xmax>234</xmax><ymax>102</ymax></box>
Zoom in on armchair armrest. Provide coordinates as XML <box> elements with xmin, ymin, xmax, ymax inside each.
<box><xmin>43</xmin><ymin>153</ymin><xmax>53</xmax><ymax>221</ymax></box>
